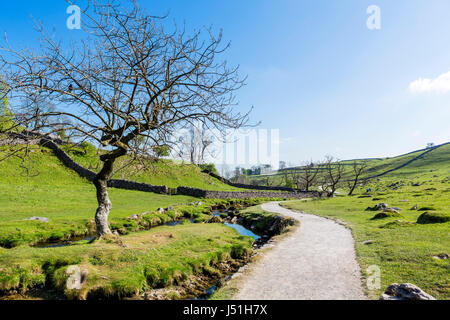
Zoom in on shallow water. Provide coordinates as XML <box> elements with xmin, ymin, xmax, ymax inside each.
<box><xmin>224</xmin><ymin>223</ymin><xmax>261</xmax><ymax>241</ymax></box>
<box><xmin>214</xmin><ymin>211</ymin><xmax>261</xmax><ymax>240</ymax></box>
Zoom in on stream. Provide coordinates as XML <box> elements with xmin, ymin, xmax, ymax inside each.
<box><xmin>34</xmin><ymin>209</ymin><xmax>262</xmax><ymax>248</ymax></box>
<box><xmin>29</xmin><ymin>206</ymin><xmax>271</xmax><ymax>301</ymax></box>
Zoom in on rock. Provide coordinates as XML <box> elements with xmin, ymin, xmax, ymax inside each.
<box><xmin>411</xmin><ymin>205</ymin><xmax>418</xmax><ymax>210</ymax></box>
<box><xmin>376</xmin><ymin>203</ymin><xmax>389</xmax><ymax>210</ymax></box>
<box><xmin>207</xmin><ymin>216</ymin><xmax>223</xmax><ymax>224</ymax></box>
<box><xmin>361</xmin><ymin>240</ymin><xmax>375</xmax><ymax>245</ymax></box>
<box><xmin>157</xmin><ymin>208</ymin><xmax>165</xmax><ymax>214</ymax></box>
<box><xmin>380</xmin><ymin>283</ymin><xmax>436</xmax><ymax>300</ymax></box>
<box><xmin>128</xmin><ymin>214</ymin><xmax>139</xmax><ymax>220</ymax></box>
<box><xmin>196</xmin><ymin>202</ymin><xmax>204</xmax><ymax>206</ymax></box>
<box><xmin>391</xmin><ymin>207</ymin><xmax>402</xmax><ymax>211</ymax></box>
<box><xmin>383</xmin><ymin>208</ymin><xmax>399</xmax><ymax>214</ymax></box>
<box><xmin>230</xmin><ymin>217</ymin><xmax>238</xmax><ymax>224</ymax></box>
<box><xmin>25</xmin><ymin>217</ymin><xmax>49</xmax><ymax>223</ymax></box>
<box><xmin>432</xmin><ymin>253</ymin><xmax>449</xmax><ymax>260</ymax></box>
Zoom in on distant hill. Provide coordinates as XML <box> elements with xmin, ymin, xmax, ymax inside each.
<box><xmin>248</xmin><ymin>142</ymin><xmax>450</xmax><ymax>186</ymax></box>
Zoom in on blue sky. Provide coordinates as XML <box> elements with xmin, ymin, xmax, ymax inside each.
<box><xmin>1</xmin><ymin>0</ymin><xmax>450</xmax><ymax>165</ymax></box>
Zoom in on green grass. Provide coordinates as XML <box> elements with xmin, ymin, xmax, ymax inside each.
<box><xmin>0</xmin><ymin>146</ymin><xmax>208</xmax><ymax>247</ymax></box>
<box><xmin>0</xmin><ymin>223</ymin><xmax>254</xmax><ymax>300</ymax></box>
<box><xmin>282</xmin><ymin>179</ymin><xmax>450</xmax><ymax>299</ymax></box>
<box><xmin>248</xmin><ymin>142</ymin><xmax>450</xmax><ymax>188</ymax></box>
<box><xmin>59</xmin><ymin>143</ymin><xmax>241</xmax><ymax>191</ymax></box>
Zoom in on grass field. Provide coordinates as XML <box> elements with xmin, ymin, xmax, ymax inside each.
<box><xmin>1</xmin><ymin>140</ymin><xmax>449</xmax><ymax>300</ymax></box>
<box><xmin>59</xmin><ymin>143</ymin><xmax>240</xmax><ymax>191</ymax></box>
<box><xmin>282</xmin><ymin>169</ymin><xmax>450</xmax><ymax>299</ymax></box>
<box><xmin>0</xmin><ymin>146</ymin><xmax>208</xmax><ymax>247</ymax></box>
<box><xmin>0</xmin><ymin>223</ymin><xmax>254</xmax><ymax>300</ymax></box>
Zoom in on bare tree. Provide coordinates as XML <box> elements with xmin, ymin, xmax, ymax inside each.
<box><xmin>347</xmin><ymin>161</ymin><xmax>368</xmax><ymax>196</ymax></box>
<box><xmin>175</xmin><ymin>122</ymin><xmax>215</xmax><ymax>165</ymax></box>
<box><xmin>296</xmin><ymin>161</ymin><xmax>320</xmax><ymax>191</ymax></box>
<box><xmin>320</xmin><ymin>156</ymin><xmax>345</xmax><ymax>197</ymax></box>
<box><xmin>265</xmin><ymin>176</ymin><xmax>274</xmax><ymax>187</ymax></box>
<box><xmin>0</xmin><ymin>0</ymin><xmax>251</xmax><ymax>236</ymax></box>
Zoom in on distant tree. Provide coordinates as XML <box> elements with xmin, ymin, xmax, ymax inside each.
<box><xmin>152</xmin><ymin>145</ymin><xmax>170</xmax><ymax>158</ymax></box>
<box><xmin>320</xmin><ymin>156</ymin><xmax>345</xmax><ymax>197</ymax></box>
<box><xmin>0</xmin><ymin>1</ymin><xmax>251</xmax><ymax>236</ymax></box>
<box><xmin>176</xmin><ymin>122</ymin><xmax>216</xmax><ymax>165</ymax></box>
<box><xmin>347</xmin><ymin>161</ymin><xmax>368</xmax><ymax>196</ymax></box>
<box><xmin>279</xmin><ymin>161</ymin><xmax>287</xmax><ymax>170</ymax></box>
<box><xmin>294</xmin><ymin>161</ymin><xmax>320</xmax><ymax>191</ymax></box>
<box><xmin>199</xmin><ymin>163</ymin><xmax>218</xmax><ymax>175</ymax></box>
<box><xmin>0</xmin><ymin>82</ymin><xmax>13</xmax><ymax>132</ymax></box>
<box><xmin>265</xmin><ymin>176</ymin><xmax>274</xmax><ymax>187</ymax></box>
<box><xmin>283</xmin><ymin>172</ymin><xmax>296</xmax><ymax>188</ymax></box>
<box><xmin>426</xmin><ymin>142</ymin><xmax>435</xmax><ymax>149</ymax></box>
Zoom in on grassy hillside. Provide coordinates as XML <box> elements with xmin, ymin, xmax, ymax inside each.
<box><xmin>248</xmin><ymin>142</ymin><xmax>450</xmax><ymax>188</ymax></box>
<box><xmin>0</xmin><ymin>145</ymin><xmax>206</xmax><ymax>247</ymax></box>
<box><xmin>59</xmin><ymin>143</ymin><xmax>239</xmax><ymax>191</ymax></box>
<box><xmin>281</xmin><ymin>143</ymin><xmax>450</xmax><ymax>299</ymax></box>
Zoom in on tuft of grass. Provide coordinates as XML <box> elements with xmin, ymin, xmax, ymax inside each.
<box><xmin>371</xmin><ymin>211</ymin><xmax>404</xmax><ymax>220</ymax></box>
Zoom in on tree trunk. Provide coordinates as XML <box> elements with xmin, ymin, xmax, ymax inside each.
<box><xmin>93</xmin><ymin>158</ymin><xmax>115</xmax><ymax>236</ymax></box>
<box><xmin>348</xmin><ymin>182</ymin><xmax>357</xmax><ymax>196</ymax></box>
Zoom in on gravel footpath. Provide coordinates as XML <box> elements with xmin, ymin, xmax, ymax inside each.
<box><xmin>233</xmin><ymin>202</ymin><xmax>367</xmax><ymax>300</ymax></box>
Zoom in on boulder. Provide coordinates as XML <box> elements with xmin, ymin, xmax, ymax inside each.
<box><xmin>380</xmin><ymin>283</ymin><xmax>436</xmax><ymax>300</ymax></box>
<box><xmin>366</xmin><ymin>203</ymin><xmax>390</xmax><ymax>212</ymax></box>
<box><xmin>128</xmin><ymin>214</ymin><xmax>139</xmax><ymax>220</ymax></box>
<box><xmin>411</xmin><ymin>205</ymin><xmax>418</xmax><ymax>210</ymax></box>
<box><xmin>376</xmin><ymin>203</ymin><xmax>389</xmax><ymax>210</ymax></box>
<box><xmin>25</xmin><ymin>217</ymin><xmax>49</xmax><ymax>223</ymax></box>
<box><xmin>157</xmin><ymin>208</ymin><xmax>165</xmax><ymax>214</ymax></box>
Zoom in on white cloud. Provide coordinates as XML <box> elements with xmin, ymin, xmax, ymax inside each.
<box><xmin>409</xmin><ymin>71</ymin><xmax>450</xmax><ymax>93</ymax></box>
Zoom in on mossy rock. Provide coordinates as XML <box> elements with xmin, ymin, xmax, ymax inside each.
<box><xmin>371</xmin><ymin>211</ymin><xmax>404</xmax><ymax>220</ymax></box>
<box><xmin>418</xmin><ymin>207</ymin><xmax>438</xmax><ymax>211</ymax></box>
<box><xmin>417</xmin><ymin>212</ymin><xmax>450</xmax><ymax>224</ymax></box>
